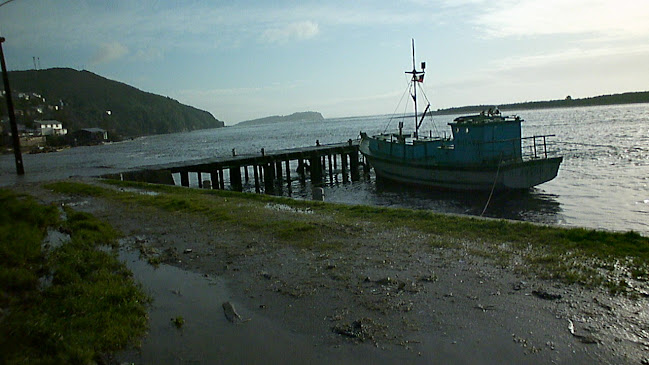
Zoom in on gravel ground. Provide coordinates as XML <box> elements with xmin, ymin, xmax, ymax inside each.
<box><xmin>12</xmin><ymin>180</ymin><xmax>649</xmax><ymax>364</ymax></box>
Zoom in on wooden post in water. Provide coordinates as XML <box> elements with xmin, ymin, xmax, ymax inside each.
<box><xmin>327</xmin><ymin>154</ymin><xmax>333</xmax><ymax>182</ymax></box>
<box><xmin>253</xmin><ymin>163</ymin><xmax>260</xmax><ymax>193</ymax></box>
<box><xmin>263</xmin><ymin>163</ymin><xmax>274</xmax><ymax>192</ymax></box>
<box><xmin>218</xmin><ymin>169</ymin><xmax>225</xmax><ymax>190</ymax></box>
<box><xmin>275</xmin><ymin>159</ymin><xmax>283</xmax><ymax>180</ymax></box>
<box><xmin>180</xmin><ymin>170</ymin><xmax>189</xmax><ymax>187</ymax></box>
<box><xmin>244</xmin><ymin>166</ymin><xmax>249</xmax><ymax>183</ymax></box>
<box><xmin>309</xmin><ymin>154</ymin><xmax>322</xmax><ymax>185</ymax></box>
<box><xmin>197</xmin><ymin>172</ymin><xmax>203</xmax><ymax>188</ymax></box>
<box><xmin>350</xmin><ymin>151</ymin><xmax>360</xmax><ymax>181</ymax></box>
<box><xmin>269</xmin><ymin>162</ymin><xmax>277</xmax><ymax>181</ymax></box>
<box><xmin>211</xmin><ymin>169</ymin><xmax>220</xmax><ymax>189</ymax></box>
<box><xmin>285</xmin><ymin>159</ymin><xmax>291</xmax><ymax>184</ymax></box>
<box><xmin>341</xmin><ymin>153</ymin><xmax>348</xmax><ymax>183</ymax></box>
<box><xmin>285</xmin><ymin>159</ymin><xmax>292</xmax><ymax>194</ymax></box>
<box><xmin>230</xmin><ymin>166</ymin><xmax>242</xmax><ymax>191</ymax></box>
<box><xmin>298</xmin><ymin>157</ymin><xmax>306</xmax><ymax>182</ymax></box>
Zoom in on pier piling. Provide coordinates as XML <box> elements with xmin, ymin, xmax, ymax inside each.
<box><xmin>341</xmin><ymin>153</ymin><xmax>349</xmax><ymax>183</ymax></box>
<box><xmin>180</xmin><ymin>170</ymin><xmax>189</xmax><ymax>187</ymax></box>
<box><xmin>210</xmin><ymin>169</ymin><xmax>219</xmax><ymax>189</ymax></box>
<box><xmin>230</xmin><ymin>167</ymin><xmax>242</xmax><ymax>191</ymax></box>
<box><xmin>309</xmin><ymin>154</ymin><xmax>323</xmax><ymax>185</ymax></box>
<box><xmin>253</xmin><ymin>164</ymin><xmax>260</xmax><ymax>193</ymax></box>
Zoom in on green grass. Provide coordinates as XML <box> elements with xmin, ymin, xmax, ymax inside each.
<box><xmin>0</xmin><ymin>189</ymin><xmax>148</xmax><ymax>364</ymax></box>
<box><xmin>47</xmin><ymin>180</ymin><xmax>649</xmax><ymax>292</ymax></box>
<box><xmin>0</xmin><ymin>190</ymin><xmax>59</xmax><ymax>296</ymax></box>
<box><xmin>45</xmin><ymin>181</ymin><xmax>107</xmax><ymax>197</ymax></box>
<box><xmin>64</xmin><ymin>209</ymin><xmax>122</xmax><ymax>246</ymax></box>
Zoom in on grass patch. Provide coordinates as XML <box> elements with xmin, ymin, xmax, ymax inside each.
<box><xmin>0</xmin><ymin>190</ymin><xmax>58</xmax><ymax>297</ymax></box>
<box><xmin>171</xmin><ymin>316</ymin><xmax>185</xmax><ymax>329</ymax></box>
<box><xmin>272</xmin><ymin>220</ymin><xmax>319</xmax><ymax>246</ymax></box>
<box><xmin>0</xmin><ymin>189</ymin><xmax>148</xmax><ymax>364</ymax></box>
<box><xmin>47</xmin><ymin>180</ymin><xmax>649</xmax><ymax>291</ymax></box>
<box><xmin>45</xmin><ymin>181</ymin><xmax>107</xmax><ymax>197</ymax></box>
<box><xmin>64</xmin><ymin>209</ymin><xmax>121</xmax><ymax>247</ymax></box>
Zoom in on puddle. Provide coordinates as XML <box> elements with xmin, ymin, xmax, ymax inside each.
<box><xmin>264</xmin><ymin>203</ymin><xmax>313</xmax><ymax>214</ymax></box>
<box><xmin>117</xmin><ymin>187</ymin><xmax>160</xmax><ymax>196</ymax></box>
<box><xmin>114</xmin><ymin>250</ymin><xmax>395</xmax><ymax>364</ymax></box>
<box><xmin>42</xmin><ymin>227</ymin><xmax>71</xmax><ymax>251</ymax></box>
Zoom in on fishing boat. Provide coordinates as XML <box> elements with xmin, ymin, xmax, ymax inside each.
<box><xmin>359</xmin><ymin>41</ymin><xmax>562</xmax><ymax>190</ymax></box>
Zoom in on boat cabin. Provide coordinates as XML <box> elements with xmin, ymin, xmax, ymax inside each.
<box><xmin>448</xmin><ymin>114</ymin><xmax>523</xmax><ymax>165</ymax></box>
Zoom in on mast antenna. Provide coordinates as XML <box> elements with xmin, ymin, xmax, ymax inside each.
<box><xmin>405</xmin><ymin>39</ymin><xmax>425</xmax><ymax>138</ymax></box>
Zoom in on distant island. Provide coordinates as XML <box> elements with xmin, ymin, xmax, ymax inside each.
<box><xmin>236</xmin><ymin>111</ymin><xmax>324</xmax><ymax>127</ymax></box>
<box><xmin>1</xmin><ymin>68</ymin><xmax>225</xmax><ymax>139</ymax></box>
<box><xmin>432</xmin><ymin>91</ymin><xmax>649</xmax><ymax>115</ymax></box>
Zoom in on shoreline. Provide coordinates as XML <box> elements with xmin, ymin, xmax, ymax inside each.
<box><xmin>10</xmin><ymin>179</ymin><xmax>649</xmax><ymax>364</ymax></box>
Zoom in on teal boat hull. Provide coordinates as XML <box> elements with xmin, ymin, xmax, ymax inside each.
<box><xmin>360</xmin><ymin>136</ymin><xmax>563</xmax><ymax>190</ymax></box>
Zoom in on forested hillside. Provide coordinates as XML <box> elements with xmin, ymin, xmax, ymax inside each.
<box><xmin>2</xmin><ymin>68</ymin><xmax>224</xmax><ymax>137</ymax></box>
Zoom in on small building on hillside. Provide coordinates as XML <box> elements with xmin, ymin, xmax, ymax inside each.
<box><xmin>33</xmin><ymin>120</ymin><xmax>67</xmax><ymax>136</ymax></box>
<box><xmin>70</xmin><ymin>128</ymin><xmax>108</xmax><ymax>145</ymax></box>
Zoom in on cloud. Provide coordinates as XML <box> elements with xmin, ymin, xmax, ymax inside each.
<box><xmin>474</xmin><ymin>0</ymin><xmax>649</xmax><ymax>39</ymax></box>
<box><xmin>261</xmin><ymin>21</ymin><xmax>319</xmax><ymax>44</ymax></box>
<box><xmin>90</xmin><ymin>41</ymin><xmax>128</xmax><ymax>65</ymax></box>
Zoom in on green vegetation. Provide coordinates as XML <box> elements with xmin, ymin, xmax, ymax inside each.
<box><xmin>3</xmin><ymin>68</ymin><xmax>225</xmax><ymax>138</ymax></box>
<box><xmin>45</xmin><ymin>181</ymin><xmax>108</xmax><ymax>197</ymax></box>
<box><xmin>46</xmin><ymin>180</ymin><xmax>649</xmax><ymax>295</ymax></box>
<box><xmin>171</xmin><ymin>316</ymin><xmax>185</xmax><ymax>329</ymax></box>
<box><xmin>0</xmin><ymin>189</ymin><xmax>148</xmax><ymax>364</ymax></box>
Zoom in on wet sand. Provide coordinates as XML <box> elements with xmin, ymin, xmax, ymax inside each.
<box><xmin>16</xmin><ymin>181</ymin><xmax>649</xmax><ymax>364</ymax></box>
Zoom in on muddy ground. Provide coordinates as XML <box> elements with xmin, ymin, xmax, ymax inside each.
<box><xmin>14</xmin><ymin>180</ymin><xmax>649</xmax><ymax>364</ymax></box>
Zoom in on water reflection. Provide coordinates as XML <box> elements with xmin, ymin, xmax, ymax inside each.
<box><xmin>372</xmin><ymin>178</ymin><xmax>564</xmax><ymax>225</ymax></box>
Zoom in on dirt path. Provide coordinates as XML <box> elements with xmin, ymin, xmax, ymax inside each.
<box><xmin>14</xmin><ymin>180</ymin><xmax>649</xmax><ymax>364</ymax></box>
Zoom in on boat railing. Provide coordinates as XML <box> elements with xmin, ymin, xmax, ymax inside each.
<box><xmin>482</xmin><ymin>135</ymin><xmax>560</xmax><ymax>161</ymax></box>
<box><xmin>372</xmin><ymin>132</ymin><xmax>560</xmax><ymax>161</ymax></box>
<box><xmin>520</xmin><ymin>135</ymin><xmax>560</xmax><ymax>160</ymax></box>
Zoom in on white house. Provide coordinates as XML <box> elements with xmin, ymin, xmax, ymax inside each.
<box><xmin>33</xmin><ymin>120</ymin><xmax>67</xmax><ymax>136</ymax></box>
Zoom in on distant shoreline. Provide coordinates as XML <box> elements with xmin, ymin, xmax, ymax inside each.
<box><xmin>236</xmin><ymin>111</ymin><xmax>324</xmax><ymax>127</ymax></box>
<box><xmin>431</xmin><ymin>90</ymin><xmax>649</xmax><ymax>116</ymax></box>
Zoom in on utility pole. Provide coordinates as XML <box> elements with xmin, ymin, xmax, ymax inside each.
<box><xmin>0</xmin><ymin>37</ymin><xmax>25</xmax><ymax>175</ymax></box>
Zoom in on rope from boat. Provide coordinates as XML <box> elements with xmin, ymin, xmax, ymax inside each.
<box><xmin>383</xmin><ymin>82</ymin><xmax>413</xmax><ymax>133</ymax></box>
<box><xmin>481</xmin><ymin>156</ymin><xmax>502</xmax><ymax>217</ymax></box>
<box><xmin>554</xmin><ymin>141</ymin><xmax>616</xmax><ymax>149</ymax></box>
<box><xmin>414</xmin><ymin>77</ymin><xmax>441</xmax><ymax>137</ymax></box>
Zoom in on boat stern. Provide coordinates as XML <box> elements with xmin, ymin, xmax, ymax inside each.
<box><xmin>502</xmin><ymin>157</ymin><xmax>563</xmax><ymax>189</ymax></box>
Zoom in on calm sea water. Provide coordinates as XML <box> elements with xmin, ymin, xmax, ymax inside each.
<box><xmin>2</xmin><ymin>103</ymin><xmax>648</xmax><ymax>235</ymax></box>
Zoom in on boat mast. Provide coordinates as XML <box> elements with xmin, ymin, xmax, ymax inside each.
<box><xmin>405</xmin><ymin>39</ymin><xmax>425</xmax><ymax>139</ymax></box>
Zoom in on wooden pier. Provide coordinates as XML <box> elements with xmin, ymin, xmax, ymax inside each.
<box><xmin>107</xmin><ymin>140</ymin><xmax>366</xmax><ymax>194</ymax></box>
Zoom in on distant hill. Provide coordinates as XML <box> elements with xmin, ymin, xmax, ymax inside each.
<box><xmin>237</xmin><ymin>111</ymin><xmax>324</xmax><ymax>126</ymax></box>
<box><xmin>2</xmin><ymin>68</ymin><xmax>224</xmax><ymax>137</ymax></box>
<box><xmin>433</xmin><ymin>91</ymin><xmax>649</xmax><ymax>115</ymax></box>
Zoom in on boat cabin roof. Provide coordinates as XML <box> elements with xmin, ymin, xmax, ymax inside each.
<box><xmin>451</xmin><ymin>114</ymin><xmax>522</xmax><ymax>125</ymax></box>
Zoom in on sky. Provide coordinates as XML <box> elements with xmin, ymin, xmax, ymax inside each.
<box><xmin>0</xmin><ymin>0</ymin><xmax>648</xmax><ymax>125</ymax></box>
